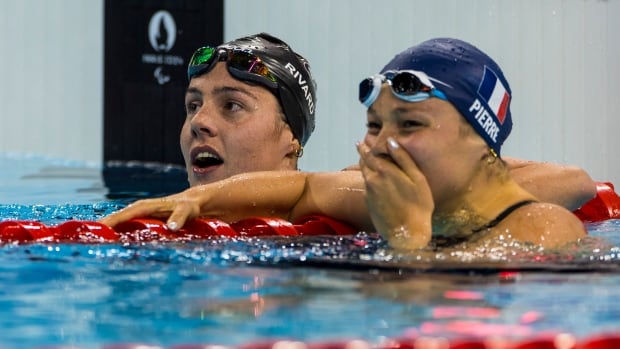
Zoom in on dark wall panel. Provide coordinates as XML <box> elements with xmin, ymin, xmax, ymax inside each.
<box><xmin>104</xmin><ymin>0</ymin><xmax>224</xmax><ymax>165</ymax></box>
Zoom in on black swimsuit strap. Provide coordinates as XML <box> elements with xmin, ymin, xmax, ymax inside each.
<box><xmin>432</xmin><ymin>199</ymin><xmax>538</xmax><ymax>248</ymax></box>
<box><xmin>472</xmin><ymin>199</ymin><xmax>538</xmax><ymax>233</ymax></box>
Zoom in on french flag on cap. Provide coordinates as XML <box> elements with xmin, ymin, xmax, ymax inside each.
<box><xmin>478</xmin><ymin>66</ymin><xmax>510</xmax><ymax>124</ymax></box>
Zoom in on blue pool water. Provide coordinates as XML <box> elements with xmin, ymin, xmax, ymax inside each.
<box><xmin>2</xmin><ymin>154</ymin><xmax>620</xmax><ymax>348</ymax></box>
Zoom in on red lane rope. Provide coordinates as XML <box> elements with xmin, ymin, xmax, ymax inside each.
<box><xmin>1</xmin><ymin>181</ymin><xmax>620</xmax><ymax>244</ymax></box>
<box><xmin>0</xmin><ymin>215</ymin><xmax>358</xmax><ymax>244</ymax></box>
<box><xmin>573</xmin><ymin>182</ymin><xmax>620</xmax><ymax>222</ymax></box>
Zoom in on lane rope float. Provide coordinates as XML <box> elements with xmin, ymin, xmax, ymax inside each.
<box><xmin>2</xmin><ymin>182</ymin><xmax>620</xmax><ymax>244</ymax></box>
<box><xmin>0</xmin><ymin>215</ymin><xmax>357</xmax><ymax>244</ymax></box>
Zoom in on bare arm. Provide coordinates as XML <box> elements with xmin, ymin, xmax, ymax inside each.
<box><xmin>505</xmin><ymin>157</ymin><xmax>596</xmax><ymax>211</ymax></box>
<box><xmin>100</xmin><ymin>170</ymin><xmax>374</xmax><ymax>232</ymax></box>
<box><xmin>349</xmin><ymin>158</ymin><xmax>596</xmax><ymax>211</ymax></box>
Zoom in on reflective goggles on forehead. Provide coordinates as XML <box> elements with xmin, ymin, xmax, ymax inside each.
<box><xmin>187</xmin><ymin>46</ymin><xmax>278</xmax><ymax>89</ymax></box>
<box><xmin>358</xmin><ymin>70</ymin><xmax>448</xmax><ymax>108</ymax></box>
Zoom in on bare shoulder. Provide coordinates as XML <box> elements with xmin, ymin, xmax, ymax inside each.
<box><xmin>492</xmin><ymin>202</ymin><xmax>586</xmax><ymax>248</ymax></box>
<box><xmin>503</xmin><ymin>156</ymin><xmax>531</xmax><ymax>170</ymax></box>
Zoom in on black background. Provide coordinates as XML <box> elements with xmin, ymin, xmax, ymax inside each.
<box><xmin>104</xmin><ymin>0</ymin><xmax>224</xmax><ymax>165</ymax></box>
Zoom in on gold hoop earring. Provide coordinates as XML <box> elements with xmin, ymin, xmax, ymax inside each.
<box><xmin>486</xmin><ymin>148</ymin><xmax>498</xmax><ymax>164</ymax></box>
<box><xmin>295</xmin><ymin>146</ymin><xmax>304</xmax><ymax>158</ymax></box>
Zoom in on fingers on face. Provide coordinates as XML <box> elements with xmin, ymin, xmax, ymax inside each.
<box><xmin>356</xmin><ymin>142</ymin><xmax>372</xmax><ymax>177</ymax></box>
<box><xmin>386</xmin><ymin>137</ymin><xmax>420</xmax><ymax>177</ymax></box>
<box><xmin>385</xmin><ymin>137</ymin><xmax>408</xmax><ymax>168</ymax></box>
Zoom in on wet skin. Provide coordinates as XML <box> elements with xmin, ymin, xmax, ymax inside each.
<box><xmin>181</xmin><ymin>63</ymin><xmax>299</xmax><ymax>186</ymax></box>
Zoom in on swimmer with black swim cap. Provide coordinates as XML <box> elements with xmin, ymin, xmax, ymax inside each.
<box><xmin>182</xmin><ymin>33</ymin><xmax>317</xmax><ymax>186</ymax></box>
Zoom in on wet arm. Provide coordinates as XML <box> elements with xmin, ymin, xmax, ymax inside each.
<box><xmin>505</xmin><ymin>157</ymin><xmax>596</xmax><ymax>211</ymax></box>
<box><xmin>100</xmin><ymin>170</ymin><xmax>374</xmax><ymax>231</ymax></box>
<box><xmin>291</xmin><ymin>171</ymin><xmax>374</xmax><ymax>231</ymax></box>
<box><xmin>196</xmin><ymin>170</ymin><xmax>373</xmax><ymax>230</ymax></box>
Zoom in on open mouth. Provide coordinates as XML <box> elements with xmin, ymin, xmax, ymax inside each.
<box><xmin>193</xmin><ymin>151</ymin><xmax>223</xmax><ymax>169</ymax></box>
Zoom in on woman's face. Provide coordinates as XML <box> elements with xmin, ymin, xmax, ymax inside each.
<box><xmin>363</xmin><ymin>84</ymin><xmax>487</xmax><ymax>205</ymax></box>
<box><xmin>181</xmin><ymin>63</ymin><xmax>298</xmax><ymax>186</ymax></box>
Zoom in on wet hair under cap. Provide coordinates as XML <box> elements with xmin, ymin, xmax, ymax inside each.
<box><xmin>219</xmin><ymin>33</ymin><xmax>317</xmax><ymax>146</ymax></box>
<box><xmin>381</xmin><ymin>38</ymin><xmax>513</xmax><ymax>156</ymax></box>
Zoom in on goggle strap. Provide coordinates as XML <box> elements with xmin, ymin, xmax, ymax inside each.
<box><xmin>362</xmin><ymin>76</ymin><xmax>383</xmax><ymax>108</ymax></box>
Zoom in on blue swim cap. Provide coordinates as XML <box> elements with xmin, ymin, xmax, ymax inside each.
<box><xmin>381</xmin><ymin>38</ymin><xmax>512</xmax><ymax>156</ymax></box>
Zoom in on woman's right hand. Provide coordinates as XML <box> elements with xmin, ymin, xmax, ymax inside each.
<box><xmin>99</xmin><ymin>186</ymin><xmax>206</xmax><ymax>231</ymax></box>
<box><xmin>357</xmin><ymin>137</ymin><xmax>434</xmax><ymax>250</ymax></box>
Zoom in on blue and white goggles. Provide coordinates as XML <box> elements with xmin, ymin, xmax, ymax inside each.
<box><xmin>358</xmin><ymin>69</ymin><xmax>447</xmax><ymax>108</ymax></box>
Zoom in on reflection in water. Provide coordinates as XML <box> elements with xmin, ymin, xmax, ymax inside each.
<box><xmin>1</xmin><ymin>222</ymin><xmax>620</xmax><ymax>346</ymax></box>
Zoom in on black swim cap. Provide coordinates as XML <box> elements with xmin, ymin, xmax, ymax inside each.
<box><xmin>217</xmin><ymin>33</ymin><xmax>317</xmax><ymax>146</ymax></box>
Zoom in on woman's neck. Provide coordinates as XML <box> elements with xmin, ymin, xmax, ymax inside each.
<box><xmin>431</xmin><ymin>176</ymin><xmax>537</xmax><ymax>238</ymax></box>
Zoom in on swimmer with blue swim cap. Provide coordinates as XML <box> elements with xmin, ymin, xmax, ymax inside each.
<box><xmin>182</xmin><ymin>33</ymin><xmax>317</xmax><ymax>186</ymax></box>
<box><xmin>359</xmin><ymin>37</ymin><xmax>512</xmax><ymax>157</ymax></box>
<box><xmin>356</xmin><ymin>37</ymin><xmax>585</xmax><ymax>249</ymax></box>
